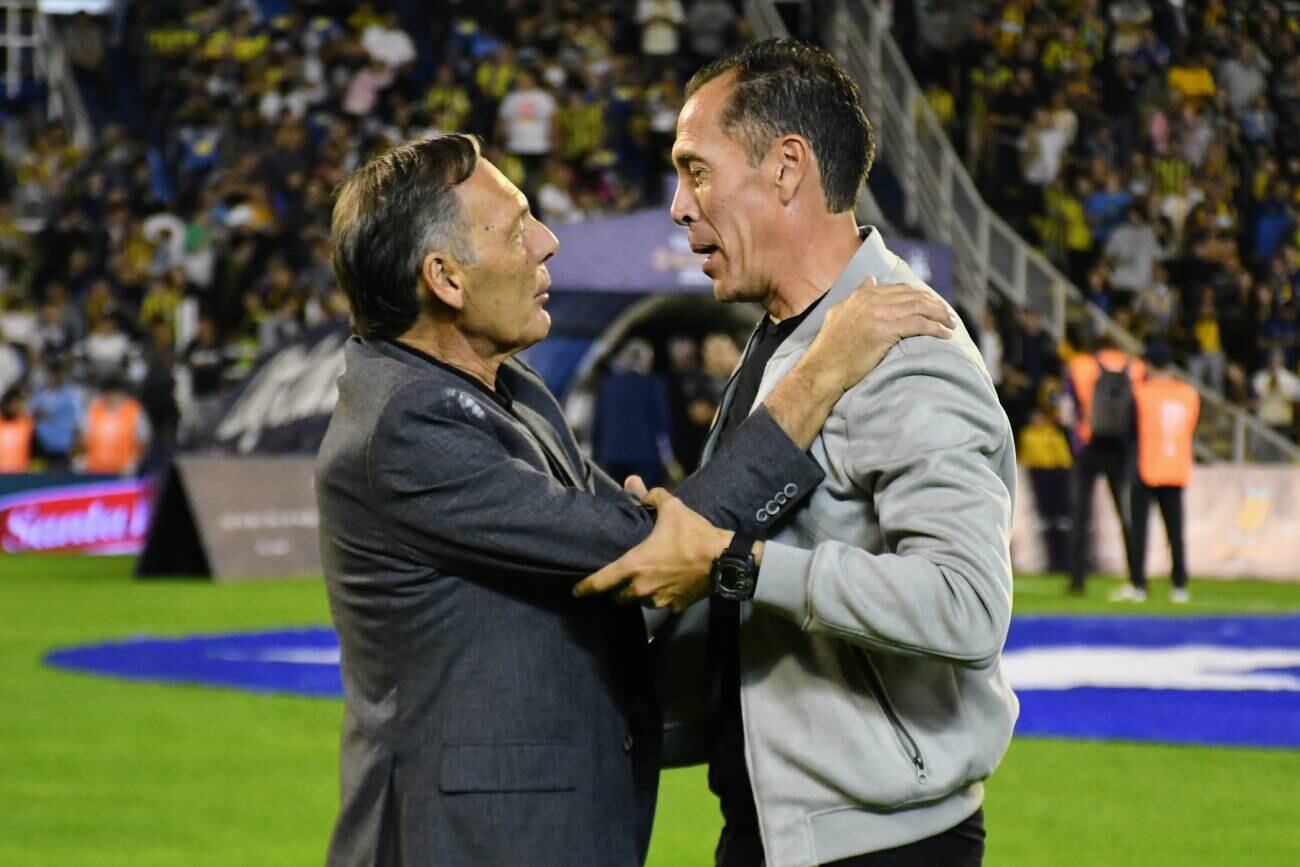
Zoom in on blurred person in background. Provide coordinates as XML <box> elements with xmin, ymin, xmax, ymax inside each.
<box><xmin>497</xmin><ymin>68</ymin><xmax>558</xmax><ymax>188</ymax></box>
<box><xmin>29</xmin><ymin>359</ymin><xmax>83</xmax><ymax>472</ymax></box>
<box><xmin>1018</xmin><ymin>396</ymin><xmax>1074</xmax><ymax>574</ymax></box>
<box><xmin>0</xmin><ymin>386</ymin><xmax>33</xmax><ymax>473</ymax></box>
<box><xmin>180</xmin><ymin>316</ymin><xmax>231</xmax><ymax>444</ymax></box>
<box><xmin>593</xmin><ymin>337</ymin><xmax>680</xmax><ymax>488</ymax></box>
<box><xmin>0</xmin><ymin>325</ymin><xmax>24</xmax><ymax>397</ymax></box>
<box><xmin>76</xmin><ymin>314</ymin><xmax>135</xmax><ymax>386</ymax></box>
<box><xmin>80</xmin><ymin>375</ymin><xmax>151</xmax><ymax>477</ymax></box>
<box><xmin>1065</xmin><ymin>332</ymin><xmax>1146</xmax><ymax>595</ymax></box>
<box><xmin>1252</xmin><ymin>349</ymin><xmax>1299</xmax><ymax>439</ymax></box>
<box><xmin>1117</xmin><ymin>341</ymin><xmax>1199</xmax><ymax>603</ymax></box>
<box><xmin>1186</xmin><ymin>286</ymin><xmax>1225</xmax><ymax>393</ymax></box>
<box><xmin>637</xmin><ymin>0</ymin><xmax>686</xmax><ymax>79</ymax></box>
<box><xmin>664</xmin><ymin>334</ymin><xmax>709</xmax><ymax>474</ymax></box>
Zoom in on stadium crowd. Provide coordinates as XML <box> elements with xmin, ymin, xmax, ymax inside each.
<box><xmin>894</xmin><ymin>0</ymin><xmax>1300</xmax><ymax>441</ymax></box>
<box><xmin>0</xmin><ymin>0</ymin><xmax>746</xmax><ymax>474</ymax></box>
<box><xmin>2</xmin><ymin>0</ymin><xmax>1297</xmax><ymax>483</ymax></box>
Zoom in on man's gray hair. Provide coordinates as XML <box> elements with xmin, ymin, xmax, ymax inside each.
<box><xmin>331</xmin><ymin>135</ymin><xmax>481</xmax><ymax>339</ymax></box>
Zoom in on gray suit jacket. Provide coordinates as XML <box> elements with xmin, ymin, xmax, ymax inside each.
<box><xmin>316</xmin><ymin>337</ymin><xmax>823</xmax><ymax>867</ymax></box>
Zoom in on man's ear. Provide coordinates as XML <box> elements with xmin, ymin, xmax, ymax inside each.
<box><xmin>773</xmin><ymin>134</ymin><xmax>813</xmax><ymax>206</ymax></box>
<box><xmin>420</xmin><ymin>251</ymin><xmax>466</xmax><ymax>311</ymax></box>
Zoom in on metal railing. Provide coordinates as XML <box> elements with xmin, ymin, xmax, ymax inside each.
<box><xmin>747</xmin><ymin>0</ymin><xmax>1299</xmax><ymax>464</ymax></box>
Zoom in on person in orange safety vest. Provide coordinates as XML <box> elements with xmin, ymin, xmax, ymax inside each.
<box><xmin>0</xmin><ymin>386</ymin><xmax>34</xmax><ymax>473</ymax></box>
<box><xmin>1114</xmin><ymin>341</ymin><xmax>1200</xmax><ymax>603</ymax></box>
<box><xmin>81</xmin><ymin>375</ymin><xmax>152</xmax><ymax>476</ymax></box>
<box><xmin>1064</xmin><ymin>332</ymin><xmax>1146</xmax><ymax>595</ymax></box>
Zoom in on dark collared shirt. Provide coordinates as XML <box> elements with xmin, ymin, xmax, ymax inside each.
<box><xmin>708</xmin><ymin>293</ymin><xmax>825</xmax><ymax>831</ymax></box>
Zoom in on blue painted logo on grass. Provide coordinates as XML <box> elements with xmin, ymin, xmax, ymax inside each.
<box><xmin>45</xmin><ymin>616</ymin><xmax>1300</xmax><ymax>749</ymax></box>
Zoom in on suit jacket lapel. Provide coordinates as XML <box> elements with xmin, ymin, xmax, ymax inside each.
<box><xmin>510</xmin><ymin>401</ymin><xmax>583</xmax><ymax>490</ymax></box>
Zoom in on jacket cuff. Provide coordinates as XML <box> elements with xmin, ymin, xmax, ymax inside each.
<box><xmin>732</xmin><ymin>407</ymin><xmax>826</xmax><ymax>537</ymax></box>
<box><xmin>753</xmin><ymin>541</ymin><xmax>815</xmax><ymax>626</ymax></box>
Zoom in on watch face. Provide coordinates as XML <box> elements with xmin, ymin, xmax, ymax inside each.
<box><xmin>716</xmin><ymin>558</ymin><xmax>755</xmax><ymax>600</ymax></box>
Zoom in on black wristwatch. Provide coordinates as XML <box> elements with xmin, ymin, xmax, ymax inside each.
<box><xmin>711</xmin><ymin>532</ymin><xmax>758</xmax><ymax>601</ymax></box>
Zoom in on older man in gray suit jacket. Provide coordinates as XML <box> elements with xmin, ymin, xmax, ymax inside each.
<box><xmin>578</xmin><ymin>40</ymin><xmax>1019</xmax><ymax>867</ymax></box>
<box><xmin>315</xmin><ymin>133</ymin><xmax>954</xmax><ymax>867</ymax></box>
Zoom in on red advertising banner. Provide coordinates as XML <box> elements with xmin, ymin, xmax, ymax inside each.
<box><xmin>0</xmin><ymin>479</ymin><xmax>153</xmax><ymax>555</ymax></box>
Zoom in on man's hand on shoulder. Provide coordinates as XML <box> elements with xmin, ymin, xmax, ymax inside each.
<box><xmin>573</xmin><ymin>487</ymin><xmax>736</xmax><ymax>613</ymax></box>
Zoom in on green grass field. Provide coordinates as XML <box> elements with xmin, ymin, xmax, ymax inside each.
<box><xmin>2</xmin><ymin>556</ymin><xmax>1298</xmax><ymax>866</ymax></box>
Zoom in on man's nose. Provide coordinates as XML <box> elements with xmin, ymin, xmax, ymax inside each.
<box><xmin>534</xmin><ymin>219</ymin><xmax>559</xmax><ymax>264</ymax></box>
<box><xmin>670</xmin><ymin>178</ymin><xmax>695</xmax><ymax>226</ymax></box>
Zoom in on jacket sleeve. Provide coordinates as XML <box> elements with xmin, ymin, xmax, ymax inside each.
<box><xmin>370</xmin><ymin>382</ymin><xmax>823</xmax><ymax>587</ymax></box>
<box><xmin>752</xmin><ymin>337</ymin><xmax>1015</xmax><ymax>668</ymax></box>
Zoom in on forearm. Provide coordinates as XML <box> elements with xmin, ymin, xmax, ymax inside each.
<box><xmin>760</xmin><ymin>356</ymin><xmax>844</xmax><ymax>451</ymax></box>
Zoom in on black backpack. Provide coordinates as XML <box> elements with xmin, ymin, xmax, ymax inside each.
<box><xmin>1090</xmin><ymin>356</ymin><xmax>1134</xmax><ymax>442</ymax></box>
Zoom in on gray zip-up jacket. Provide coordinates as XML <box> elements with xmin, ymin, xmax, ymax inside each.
<box><xmin>658</xmin><ymin>228</ymin><xmax>1019</xmax><ymax>867</ymax></box>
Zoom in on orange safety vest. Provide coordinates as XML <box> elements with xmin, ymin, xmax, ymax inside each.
<box><xmin>1067</xmin><ymin>348</ymin><xmax>1147</xmax><ymax>445</ymax></box>
<box><xmin>1134</xmin><ymin>377</ymin><xmax>1200</xmax><ymax>487</ymax></box>
<box><xmin>84</xmin><ymin>398</ymin><xmax>142</xmax><ymax>475</ymax></box>
<box><xmin>0</xmin><ymin>415</ymin><xmax>33</xmax><ymax>472</ymax></box>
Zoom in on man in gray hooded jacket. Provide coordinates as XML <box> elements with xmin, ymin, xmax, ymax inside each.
<box><xmin>577</xmin><ymin>39</ymin><xmax>1018</xmax><ymax>867</ymax></box>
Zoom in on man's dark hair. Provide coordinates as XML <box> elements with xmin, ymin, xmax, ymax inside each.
<box><xmin>331</xmin><ymin>135</ymin><xmax>480</xmax><ymax>339</ymax></box>
<box><xmin>686</xmin><ymin>38</ymin><xmax>875</xmax><ymax>213</ymax></box>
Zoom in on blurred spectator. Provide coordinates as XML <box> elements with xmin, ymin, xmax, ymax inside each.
<box><xmin>1121</xmin><ymin>341</ymin><xmax>1199</xmax><ymax>603</ymax></box>
<box><xmin>1187</xmin><ymin>287</ymin><xmax>1225</xmax><ymax>393</ymax></box>
<box><xmin>180</xmin><ymin>316</ymin><xmax>232</xmax><ymax>443</ymax></box>
<box><xmin>0</xmin><ymin>386</ymin><xmax>33</xmax><ymax>473</ymax></box>
<box><xmin>536</xmin><ymin>160</ymin><xmax>587</xmax><ymax>224</ymax></box>
<box><xmin>29</xmin><ymin>359</ymin><xmax>84</xmax><ymax>472</ymax></box>
<box><xmin>497</xmin><ymin>69</ymin><xmax>558</xmax><ymax>183</ymax></box>
<box><xmin>1253</xmin><ymin>351</ymin><xmax>1299</xmax><ymax>438</ymax></box>
<box><xmin>686</xmin><ymin>0</ymin><xmax>739</xmax><ymax>61</ymax></box>
<box><xmin>0</xmin><ymin>326</ymin><xmax>27</xmax><ymax>396</ymax></box>
<box><xmin>1104</xmin><ymin>206</ymin><xmax>1162</xmax><ymax>294</ymax></box>
<box><xmin>664</xmin><ymin>335</ymin><xmax>709</xmax><ymax>472</ymax></box>
<box><xmin>592</xmin><ymin>338</ymin><xmax>679</xmax><ymax>488</ymax></box>
<box><xmin>81</xmin><ymin>376</ymin><xmax>151</xmax><ymax>476</ymax></box>
<box><xmin>361</xmin><ymin>12</ymin><xmax>416</xmax><ymax>71</ymax></box>
<box><xmin>77</xmin><ymin>315</ymin><xmax>135</xmax><ymax>385</ymax></box>
<box><xmin>1065</xmin><ymin>334</ymin><xmax>1146</xmax><ymax>594</ymax></box>
<box><xmin>637</xmin><ymin>0</ymin><xmax>686</xmax><ymax>78</ymax></box>
<box><xmin>1218</xmin><ymin>39</ymin><xmax>1270</xmax><ymax>115</ymax></box>
<box><xmin>1017</xmin><ymin>404</ymin><xmax>1072</xmax><ymax>573</ymax></box>
<box><xmin>1135</xmin><ymin>263</ymin><xmax>1177</xmax><ymax>335</ymax></box>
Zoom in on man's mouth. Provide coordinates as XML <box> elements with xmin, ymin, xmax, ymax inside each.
<box><xmin>690</xmin><ymin>242</ymin><xmax>721</xmax><ymax>274</ymax></box>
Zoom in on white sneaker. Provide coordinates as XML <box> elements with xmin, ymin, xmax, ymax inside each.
<box><xmin>1109</xmin><ymin>585</ymin><xmax>1148</xmax><ymax>602</ymax></box>
<box><xmin>1170</xmin><ymin>588</ymin><xmax>1190</xmax><ymax>604</ymax></box>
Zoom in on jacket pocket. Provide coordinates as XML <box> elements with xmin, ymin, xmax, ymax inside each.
<box><xmin>439</xmin><ymin>740</ymin><xmax>576</xmax><ymax>793</ymax></box>
<box><xmin>848</xmin><ymin>648</ymin><xmax>929</xmax><ymax>788</ymax></box>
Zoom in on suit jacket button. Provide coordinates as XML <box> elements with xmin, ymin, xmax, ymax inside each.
<box><xmin>784</xmin><ymin>483</ymin><xmax>799</xmax><ymax>497</ymax></box>
<box><xmin>775</xmin><ymin>492</ymin><xmax>788</xmax><ymax>505</ymax></box>
<box><xmin>623</xmin><ymin>733</ymin><xmax>634</xmax><ymax>753</ymax></box>
<box><xmin>756</xmin><ymin>509</ymin><xmax>769</xmax><ymax>522</ymax></box>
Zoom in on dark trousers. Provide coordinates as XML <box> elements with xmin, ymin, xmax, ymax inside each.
<box><xmin>716</xmin><ymin>808</ymin><xmax>985</xmax><ymax>867</ymax></box>
<box><xmin>1128</xmin><ymin>483</ymin><xmax>1187</xmax><ymax>590</ymax></box>
<box><xmin>1029</xmin><ymin>467</ymin><xmax>1071</xmax><ymax>573</ymax></box>
<box><xmin>1068</xmin><ymin>441</ymin><xmax>1133</xmax><ymax>589</ymax></box>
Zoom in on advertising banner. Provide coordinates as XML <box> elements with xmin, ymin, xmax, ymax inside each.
<box><xmin>1012</xmin><ymin>465</ymin><xmax>1300</xmax><ymax>581</ymax></box>
<box><xmin>137</xmin><ymin>456</ymin><xmax>320</xmax><ymax>581</ymax></box>
<box><xmin>0</xmin><ymin>478</ymin><xmax>153</xmax><ymax>555</ymax></box>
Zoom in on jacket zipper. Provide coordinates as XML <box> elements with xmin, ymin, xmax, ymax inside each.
<box><xmin>858</xmin><ymin>652</ymin><xmax>929</xmax><ymax>786</ymax></box>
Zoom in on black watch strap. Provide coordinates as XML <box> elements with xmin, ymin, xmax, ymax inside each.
<box><xmin>726</xmin><ymin>531</ymin><xmax>756</xmax><ymax>560</ymax></box>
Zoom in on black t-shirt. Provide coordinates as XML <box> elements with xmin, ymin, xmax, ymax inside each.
<box><xmin>708</xmin><ymin>293</ymin><xmax>824</xmax><ymax>831</ymax></box>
